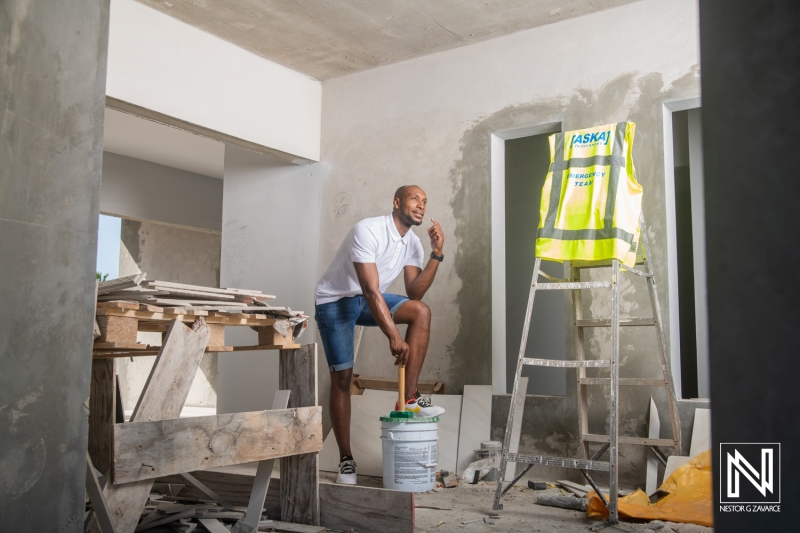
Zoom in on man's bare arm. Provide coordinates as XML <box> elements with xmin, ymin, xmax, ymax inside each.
<box><xmin>353</xmin><ymin>262</ymin><xmax>410</xmax><ymax>366</ymax></box>
<box><xmin>404</xmin><ymin>261</ymin><xmax>439</xmax><ymax>300</ymax></box>
<box><xmin>404</xmin><ymin>218</ymin><xmax>444</xmax><ymax>300</ymax></box>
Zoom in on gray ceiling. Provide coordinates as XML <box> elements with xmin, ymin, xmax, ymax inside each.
<box><xmin>137</xmin><ymin>0</ymin><xmax>641</xmax><ymax>81</ymax></box>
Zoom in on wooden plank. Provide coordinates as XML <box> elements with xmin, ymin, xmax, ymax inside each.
<box><xmin>102</xmin><ymin>318</ymin><xmax>210</xmax><ymax>533</ymax></box>
<box><xmin>112</xmin><ymin>406</ymin><xmax>323</xmax><ymax>483</ymax></box>
<box><xmin>256</xmin><ymin>325</ymin><xmax>293</xmax><ymax>347</ymax></box>
<box><xmin>96</xmin><ymin>308</ymin><xmax>274</xmax><ymax>327</ymax></box>
<box><xmin>319</xmin><ymin>483</ymin><xmax>414</xmax><ymax>533</ymax></box>
<box><xmin>86</xmin><ymin>452</ymin><xmax>118</xmax><ymax>533</ymax></box>
<box><xmin>353</xmin><ymin>376</ymin><xmax>446</xmax><ymax>395</ymax></box>
<box><xmin>134</xmin><ymin>509</ymin><xmax>195</xmax><ymax>531</ymax></box>
<box><xmin>142</xmin><ymin>286</ymin><xmax>237</xmax><ymax>301</ymax></box>
<box><xmin>89</xmin><ymin>359</ymin><xmax>116</xmax><ymax>474</ymax></box>
<box><xmin>261</xmin><ymin>521</ymin><xmax>325</xmax><ymax>533</ymax></box>
<box><xmin>143</xmin><ymin>280</ymin><xmax>273</xmax><ymax>299</ymax></box>
<box><xmin>94</xmin><ymin>345</ymin><xmax>294</xmax><ymax>359</ymax></box>
<box><xmin>279</xmin><ymin>344</ymin><xmax>320</xmax><ymax>526</ymax></box>
<box><xmin>97</xmin><ymin>272</ymin><xmax>147</xmax><ymax>295</ymax></box>
<box><xmin>93</xmin><ymin>342</ymin><xmax>150</xmax><ymax>350</ymax></box>
<box><xmin>198</xmin><ymin>519</ymin><xmax>230</xmax><ymax>533</ymax></box>
<box><xmin>231</xmin><ymin>344</ymin><xmax>301</xmax><ymax>351</ymax></box>
<box><xmin>233</xmin><ymin>391</ymin><xmax>292</xmax><ymax>533</ymax></box>
<box><xmin>181</xmin><ymin>472</ymin><xmax>234</xmax><ymax>508</ymax></box>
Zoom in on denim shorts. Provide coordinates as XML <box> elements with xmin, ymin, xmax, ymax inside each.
<box><xmin>315</xmin><ymin>293</ymin><xmax>409</xmax><ymax>372</ymax></box>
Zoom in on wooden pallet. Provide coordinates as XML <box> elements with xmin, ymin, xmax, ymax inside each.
<box><xmin>93</xmin><ymin>302</ymin><xmax>301</xmax><ymax>358</ymax></box>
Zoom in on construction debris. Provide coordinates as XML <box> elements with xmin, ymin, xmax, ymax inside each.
<box><xmin>534</xmin><ymin>493</ymin><xmax>589</xmax><ymax>511</ymax></box>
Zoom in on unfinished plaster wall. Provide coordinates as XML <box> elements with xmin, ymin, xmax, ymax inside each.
<box><xmin>217</xmin><ymin>146</ymin><xmax>321</xmax><ymax>415</ymax></box>
<box><xmin>320</xmin><ymin>0</ymin><xmax>700</xmax><ymax>487</ymax></box>
<box><xmin>0</xmin><ymin>0</ymin><xmax>109</xmax><ymax>528</ymax></box>
<box><xmin>117</xmin><ymin>219</ymin><xmax>221</xmax><ymax>414</ymax></box>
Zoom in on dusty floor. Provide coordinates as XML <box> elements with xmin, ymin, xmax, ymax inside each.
<box><xmin>321</xmin><ymin>472</ymin><xmax>713</xmax><ymax>533</ymax></box>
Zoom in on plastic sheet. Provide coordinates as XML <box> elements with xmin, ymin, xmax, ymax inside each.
<box><xmin>586</xmin><ymin>449</ymin><xmax>713</xmax><ymax>527</ymax></box>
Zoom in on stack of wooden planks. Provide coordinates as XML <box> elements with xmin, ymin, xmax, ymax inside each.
<box><xmin>93</xmin><ymin>275</ymin><xmax>309</xmax><ymax>357</ymax></box>
<box><xmin>98</xmin><ymin>274</ymin><xmax>279</xmax><ymax>309</ymax></box>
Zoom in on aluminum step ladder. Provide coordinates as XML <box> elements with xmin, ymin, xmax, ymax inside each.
<box><xmin>492</xmin><ymin>213</ymin><xmax>682</xmax><ymax>524</ymax></box>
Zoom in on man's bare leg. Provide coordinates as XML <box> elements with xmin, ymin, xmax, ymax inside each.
<box><xmin>330</xmin><ymin>368</ymin><xmax>353</xmax><ymax>458</ymax></box>
<box><xmin>393</xmin><ymin>300</ymin><xmax>431</xmax><ymax>399</ymax></box>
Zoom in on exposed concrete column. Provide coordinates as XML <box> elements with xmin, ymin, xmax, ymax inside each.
<box><xmin>700</xmin><ymin>0</ymin><xmax>800</xmax><ymax>528</ymax></box>
<box><xmin>0</xmin><ymin>0</ymin><xmax>110</xmax><ymax>530</ymax></box>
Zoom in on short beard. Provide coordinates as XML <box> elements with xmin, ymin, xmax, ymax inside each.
<box><xmin>399</xmin><ymin>212</ymin><xmax>422</xmax><ymax>227</ymax></box>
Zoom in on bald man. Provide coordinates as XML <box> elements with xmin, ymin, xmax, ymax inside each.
<box><xmin>315</xmin><ymin>185</ymin><xmax>446</xmax><ymax>484</ymax></box>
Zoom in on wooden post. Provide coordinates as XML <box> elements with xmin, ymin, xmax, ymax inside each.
<box><xmin>88</xmin><ymin>358</ymin><xmax>116</xmax><ymax>474</ymax></box>
<box><xmin>279</xmin><ymin>344</ymin><xmax>320</xmax><ymax>526</ymax></box>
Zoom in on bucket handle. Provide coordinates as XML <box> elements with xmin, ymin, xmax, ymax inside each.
<box><xmin>386</xmin><ymin>431</ymin><xmax>438</xmax><ymax>469</ymax></box>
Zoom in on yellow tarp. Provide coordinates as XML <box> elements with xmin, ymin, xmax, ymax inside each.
<box><xmin>586</xmin><ymin>449</ymin><xmax>714</xmax><ymax>527</ymax></box>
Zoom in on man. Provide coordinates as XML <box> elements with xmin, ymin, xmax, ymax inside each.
<box><xmin>315</xmin><ymin>185</ymin><xmax>446</xmax><ymax>484</ymax></box>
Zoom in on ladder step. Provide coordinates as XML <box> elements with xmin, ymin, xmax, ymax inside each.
<box><xmin>536</xmin><ymin>281</ymin><xmax>611</xmax><ymax>290</ymax></box>
<box><xmin>575</xmin><ymin>318</ymin><xmax>655</xmax><ymax>327</ymax></box>
<box><xmin>507</xmin><ymin>453</ymin><xmax>610</xmax><ymax>472</ymax></box>
<box><xmin>523</xmin><ymin>358</ymin><xmax>610</xmax><ymax>368</ymax></box>
<box><xmin>581</xmin><ymin>434</ymin><xmax>676</xmax><ymax>447</ymax></box>
<box><xmin>580</xmin><ymin>378</ymin><xmax>665</xmax><ymax>386</ymax></box>
<box><xmin>619</xmin><ymin>264</ymin><xmax>652</xmax><ymax>277</ymax></box>
<box><xmin>572</xmin><ymin>259</ymin><xmax>645</xmax><ymax>269</ymax></box>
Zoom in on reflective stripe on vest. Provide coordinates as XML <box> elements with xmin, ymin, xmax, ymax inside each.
<box><xmin>535</xmin><ymin>122</ymin><xmax>643</xmax><ymax>267</ymax></box>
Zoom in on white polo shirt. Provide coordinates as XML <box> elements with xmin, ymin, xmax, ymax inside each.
<box><xmin>315</xmin><ymin>214</ymin><xmax>425</xmax><ymax>305</ymax></box>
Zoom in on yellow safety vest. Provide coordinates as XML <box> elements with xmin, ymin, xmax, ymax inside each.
<box><xmin>535</xmin><ymin>122</ymin><xmax>642</xmax><ymax>267</ymax></box>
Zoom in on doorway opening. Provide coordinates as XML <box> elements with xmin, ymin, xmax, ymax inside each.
<box><xmin>664</xmin><ymin>101</ymin><xmax>709</xmax><ymax>399</ymax></box>
<box><xmin>490</xmin><ymin>122</ymin><xmax>563</xmax><ymax>395</ymax></box>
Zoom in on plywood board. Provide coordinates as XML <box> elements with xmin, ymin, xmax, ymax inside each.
<box><xmin>689</xmin><ymin>408</ymin><xmax>711</xmax><ymax>458</ymax></box>
<box><xmin>455</xmin><ymin>385</ymin><xmax>493</xmax><ymax>476</ymax></box>
<box><xmin>431</xmin><ymin>395</ymin><xmax>462</xmax><ymax>473</ymax></box>
<box><xmin>663</xmin><ymin>455</ymin><xmax>691</xmax><ymax>483</ymax></box>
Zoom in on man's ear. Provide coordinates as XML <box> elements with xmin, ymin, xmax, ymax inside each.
<box><xmin>393</xmin><ymin>197</ymin><xmax>400</xmax><ymax>210</ymax></box>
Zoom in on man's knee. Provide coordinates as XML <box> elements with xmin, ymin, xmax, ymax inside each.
<box><xmin>330</xmin><ymin>368</ymin><xmax>353</xmax><ymax>393</ymax></box>
<box><xmin>404</xmin><ymin>300</ymin><xmax>431</xmax><ymax>325</ymax></box>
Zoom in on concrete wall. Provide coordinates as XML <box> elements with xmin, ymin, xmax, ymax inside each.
<box><xmin>101</xmin><ymin>151</ymin><xmax>223</xmax><ymax>232</ymax></box>
<box><xmin>319</xmin><ymin>0</ymin><xmax>700</xmax><ymax>487</ymax></box>
<box><xmin>0</xmin><ymin>0</ymin><xmax>109</xmax><ymax>529</ymax></box>
<box><xmin>106</xmin><ymin>0</ymin><xmax>321</xmax><ymax>162</ymax></box>
<box><xmin>118</xmin><ymin>219</ymin><xmax>221</xmax><ymax>412</ymax></box>
<box><xmin>217</xmin><ymin>146</ymin><xmax>322</xmax><ymax>415</ymax></box>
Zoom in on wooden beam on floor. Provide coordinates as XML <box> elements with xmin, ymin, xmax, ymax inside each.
<box><xmin>319</xmin><ymin>483</ymin><xmax>414</xmax><ymax>533</ymax></box>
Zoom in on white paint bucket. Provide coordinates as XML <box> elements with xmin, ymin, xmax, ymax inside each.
<box><xmin>380</xmin><ymin>415</ymin><xmax>439</xmax><ymax>492</ymax></box>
